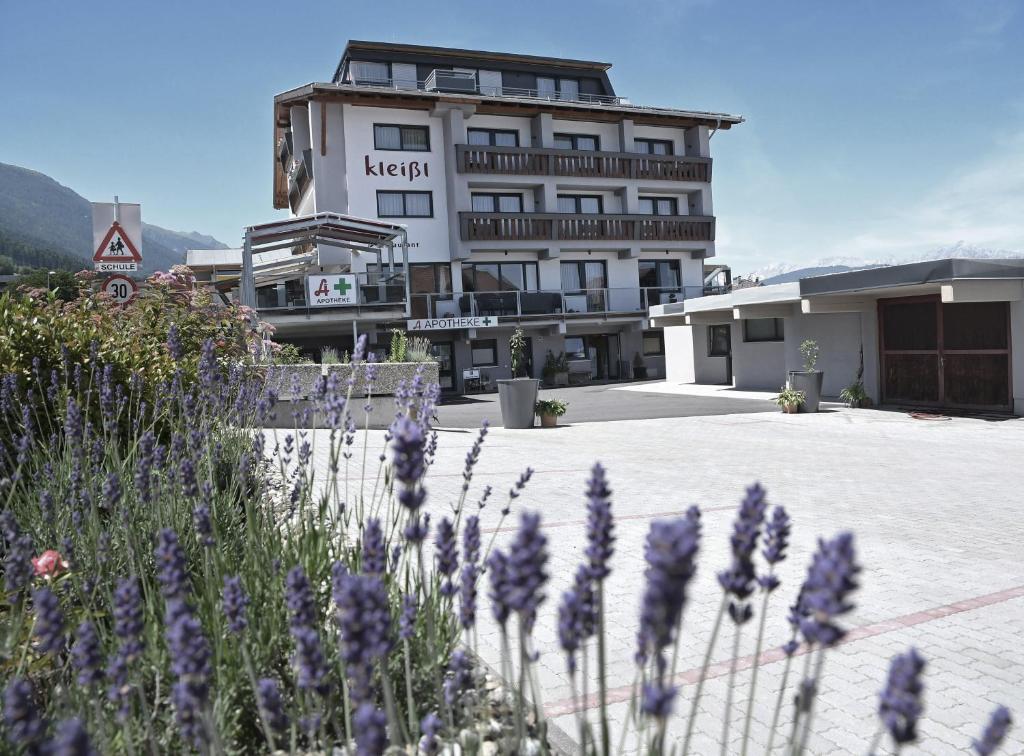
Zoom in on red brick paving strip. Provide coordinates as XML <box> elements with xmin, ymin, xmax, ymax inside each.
<box><xmin>544</xmin><ymin>583</ymin><xmax>1024</xmax><ymax>717</ymax></box>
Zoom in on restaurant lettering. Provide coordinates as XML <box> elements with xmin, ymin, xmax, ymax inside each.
<box><xmin>364</xmin><ymin>155</ymin><xmax>429</xmax><ymax>181</ymax></box>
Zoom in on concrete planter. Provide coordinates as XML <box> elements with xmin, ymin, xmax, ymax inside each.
<box><xmin>497</xmin><ymin>378</ymin><xmax>539</xmax><ymax>429</ymax></box>
<box><xmin>788</xmin><ymin>370</ymin><xmax>824</xmax><ymax>413</ymax></box>
<box><xmin>326</xmin><ymin>361</ymin><xmax>439</xmax><ymax>398</ymax></box>
<box><xmin>266</xmin><ymin>364</ymin><xmax>324</xmax><ymax>400</ymax></box>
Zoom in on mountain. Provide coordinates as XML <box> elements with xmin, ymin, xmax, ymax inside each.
<box><xmin>754</xmin><ymin>245</ymin><xmax>1024</xmax><ymax>285</ymax></box>
<box><xmin>0</xmin><ymin>162</ymin><xmax>227</xmax><ymax>273</ymax></box>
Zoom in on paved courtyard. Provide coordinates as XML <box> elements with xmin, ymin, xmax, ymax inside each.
<box><xmin>296</xmin><ymin>395</ymin><xmax>1024</xmax><ymax>754</ymax></box>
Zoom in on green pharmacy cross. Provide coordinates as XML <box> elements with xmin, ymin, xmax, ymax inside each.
<box><xmin>333</xmin><ymin>278</ymin><xmax>353</xmax><ymax>296</ymax></box>
<box><xmin>480</xmin><ymin>316</ymin><xmax>493</xmax><ymax>326</ymax></box>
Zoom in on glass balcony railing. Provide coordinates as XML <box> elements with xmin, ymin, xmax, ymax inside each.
<box><xmin>408</xmin><ymin>286</ymin><xmax>702</xmax><ymax>320</ymax></box>
<box><xmin>255</xmin><ymin>271</ymin><xmax>406</xmax><ymax>315</ymax></box>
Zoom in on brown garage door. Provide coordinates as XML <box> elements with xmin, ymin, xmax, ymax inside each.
<box><xmin>879</xmin><ymin>295</ymin><xmax>1011</xmax><ymax>410</ymax></box>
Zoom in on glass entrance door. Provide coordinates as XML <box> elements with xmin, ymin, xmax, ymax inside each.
<box><xmin>430</xmin><ymin>342</ymin><xmax>456</xmax><ymax>392</ymax></box>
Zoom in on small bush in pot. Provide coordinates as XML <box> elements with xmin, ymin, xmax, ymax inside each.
<box><xmin>535</xmin><ymin>398</ymin><xmax>568</xmax><ymax>427</ymax></box>
<box><xmin>787</xmin><ymin>339</ymin><xmax>824</xmax><ymax>412</ymax></box>
<box><xmin>840</xmin><ymin>381</ymin><xmax>871</xmax><ymax>408</ymax></box>
<box><xmin>497</xmin><ymin>327</ymin><xmax>540</xmax><ymax>428</ymax></box>
<box><xmin>775</xmin><ymin>385</ymin><xmax>805</xmax><ymax>414</ymax></box>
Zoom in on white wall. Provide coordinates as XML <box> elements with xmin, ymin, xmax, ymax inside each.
<box><xmin>783</xmin><ymin>312</ymin><xmax>864</xmax><ymax>395</ymax></box>
<box><xmin>731</xmin><ymin>322</ymin><xmax>786</xmax><ymax>391</ymax></box>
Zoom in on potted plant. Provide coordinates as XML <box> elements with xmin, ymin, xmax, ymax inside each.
<box><xmin>775</xmin><ymin>386</ymin><xmax>805</xmax><ymax>414</ymax></box>
<box><xmin>541</xmin><ymin>350</ymin><xmax>570</xmax><ymax>387</ymax></box>
<box><xmin>839</xmin><ymin>381</ymin><xmax>871</xmax><ymax>408</ymax></box>
<box><xmin>787</xmin><ymin>339</ymin><xmax>823</xmax><ymax>412</ymax></box>
<box><xmin>535</xmin><ymin>398</ymin><xmax>568</xmax><ymax>427</ymax></box>
<box><xmin>497</xmin><ymin>328</ymin><xmax>540</xmax><ymax>429</ymax></box>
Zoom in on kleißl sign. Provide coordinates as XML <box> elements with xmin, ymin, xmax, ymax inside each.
<box><xmin>407</xmin><ymin>316</ymin><xmax>499</xmax><ymax>331</ymax></box>
<box><xmin>307</xmin><ymin>275</ymin><xmax>358</xmax><ymax>306</ymax></box>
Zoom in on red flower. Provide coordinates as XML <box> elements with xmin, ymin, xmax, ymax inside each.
<box><xmin>32</xmin><ymin>550</ymin><xmax>69</xmax><ymax>580</ymax></box>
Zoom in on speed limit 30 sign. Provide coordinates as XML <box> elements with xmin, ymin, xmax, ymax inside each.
<box><xmin>101</xmin><ymin>274</ymin><xmax>138</xmax><ymax>304</ymax></box>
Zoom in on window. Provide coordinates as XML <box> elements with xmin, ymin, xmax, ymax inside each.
<box><xmin>471</xmin><ymin>339</ymin><xmax>498</xmax><ymax>367</ymax></box>
<box><xmin>638</xmin><ymin>260</ymin><xmax>681</xmax><ymax>289</ymax></box>
<box><xmin>349</xmin><ymin>61</ymin><xmax>389</xmax><ymax>84</ymax></box>
<box><xmin>642</xmin><ymin>330</ymin><xmax>665</xmax><ymax>356</ymax></box>
<box><xmin>564</xmin><ymin>337</ymin><xmax>586</xmax><ymax>360</ymax></box>
<box><xmin>462</xmin><ymin>262</ymin><xmax>538</xmax><ymax>292</ymax></box>
<box><xmin>537</xmin><ymin>77</ymin><xmax>580</xmax><ymax>100</ymax></box>
<box><xmin>638</xmin><ymin>197</ymin><xmax>678</xmax><ymax>216</ymax></box>
<box><xmin>374</xmin><ymin>124</ymin><xmax>429</xmax><ymax>151</ymax></box>
<box><xmin>554</xmin><ymin>133</ymin><xmax>599</xmax><ymax>151</ymax></box>
<box><xmin>559</xmin><ymin>79</ymin><xmax>579</xmax><ymax>101</ymax></box>
<box><xmin>376</xmin><ymin>191</ymin><xmax>433</xmax><ymax>218</ymax></box>
<box><xmin>560</xmin><ymin>261</ymin><xmax>607</xmax><ymax>291</ymax></box>
<box><xmin>471</xmin><ymin>193</ymin><xmax>523</xmax><ymax>213</ymax></box>
<box><xmin>635</xmin><ymin>138</ymin><xmax>673</xmax><ymax>155</ymax></box>
<box><xmin>536</xmin><ymin>76</ymin><xmax>557</xmax><ymax>98</ymax></box>
<box><xmin>467</xmin><ymin>128</ymin><xmax>519</xmax><ymax>147</ymax></box>
<box><xmin>744</xmin><ymin>318</ymin><xmax>785</xmax><ymax>343</ymax></box>
<box><xmin>709</xmin><ymin>324</ymin><xmax>731</xmax><ymax>356</ymax></box>
<box><xmin>557</xmin><ymin>195</ymin><xmax>603</xmax><ymax>214</ymax></box>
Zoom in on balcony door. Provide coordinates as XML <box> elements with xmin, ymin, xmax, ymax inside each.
<box><xmin>879</xmin><ymin>295</ymin><xmax>1011</xmax><ymax>410</ymax></box>
<box><xmin>561</xmin><ymin>261</ymin><xmax>607</xmax><ymax>313</ymax></box>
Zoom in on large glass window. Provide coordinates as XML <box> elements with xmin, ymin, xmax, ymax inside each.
<box><xmin>564</xmin><ymin>337</ymin><xmax>586</xmax><ymax>360</ymax></box>
<box><xmin>638</xmin><ymin>197</ymin><xmax>678</xmax><ymax>216</ymax></box>
<box><xmin>376</xmin><ymin>191</ymin><xmax>432</xmax><ymax>218</ymax></box>
<box><xmin>462</xmin><ymin>262</ymin><xmax>538</xmax><ymax>292</ymax></box>
<box><xmin>349</xmin><ymin>61</ymin><xmax>389</xmax><ymax>84</ymax></box>
<box><xmin>638</xmin><ymin>259</ymin><xmax>681</xmax><ymax>288</ymax></box>
<box><xmin>537</xmin><ymin>77</ymin><xmax>580</xmax><ymax>100</ymax></box>
<box><xmin>536</xmin><ymin>77</ymin><xmax>557</xmax><ymax>98</ymax></box>
<box><xmin>374</xmin><ymin>124</ymin><xmax>429</xmax><ymax>151</ymax></box>
<box><xmin>467</xmin><ymin>128</ymin><xmax>519</xmax><ymax>147</ymax></box>
<box><xmin>554</xmin><ymin>133</ymin><xmax>599</xmax><ymax>151</ymax></box>
<box><xmin>560</xmin><ymin>261</ymin><xmax>607</xmax><ymax>291</ymax></box>
<box><xmin>471</xmin><ymin>339</ymin><xmax>498</xmax><ymax>367</ymax></box>
<box><xmin>557</xmin><ymin>195</ymin><xmax>603</xmax><ymax>213</ymax></box>
<box><xmin>642</xmin><ymin>330</ymin><xmax>665</xmax><ymax>356</ymax></box>
<box><xmin>634</xmin><ymin>138</ymin><xmax>673</xmax><ymax>155</ymax></box>
<box><xmin>471</xmin><ymin>193</ymin><xmax>523</xmax><ymax>213</ymax></box>
<box><xmin>709</xmin><ymin>324</ymin><xmax>731</xmax><ymax>356</ymax></box>
<box><xmin>558</xmin><ymin>79</ymin><xmax>580</xmax><ymax>101</ymax></box>
<box><xmin>744</xmin><ymin>318</ymin><xmax>785</xmax><ymax>343</ymax></box>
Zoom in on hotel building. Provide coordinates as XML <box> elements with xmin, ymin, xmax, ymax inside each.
<box><xmin>203</xmin><ymin>41</ymin><xmax>744</xmax><ymax>393</ymax></box>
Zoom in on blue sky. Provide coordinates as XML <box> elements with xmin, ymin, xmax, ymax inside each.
<box><xmin>2</xmin><ymin>0</ymin><xmax>1021</xmax><ymax>273</ymax></box>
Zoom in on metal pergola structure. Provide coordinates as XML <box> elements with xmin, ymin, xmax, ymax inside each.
<box><xmin>240</xmin><ymin>212</ymin><xmax>410</xmax><ymax>315</ymax></box>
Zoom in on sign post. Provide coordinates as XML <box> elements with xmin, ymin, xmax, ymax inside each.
<box><xmin>92</xmin><ymin>198</ymin><xmax>143</xmax><ymax>273</ymax></box>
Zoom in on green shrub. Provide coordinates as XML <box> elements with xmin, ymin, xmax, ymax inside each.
<box><xmin>535</xmin><ymin>398</ymin><xmax>568</xmax><ymax>417</ymax></box>
<box><xmin>388</xmin><ymin>329</ymin><xmax>408</xmax><ymax>363</ymax></box>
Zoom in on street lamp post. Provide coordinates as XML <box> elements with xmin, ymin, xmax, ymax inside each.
<box><xmin>47</xmin><ymin>270</ymin><xmax>56</xmax><ymax>290</ymax></box>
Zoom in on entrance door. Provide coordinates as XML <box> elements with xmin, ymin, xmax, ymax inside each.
<box><xmin>879</xmin><ymin>296</ymin><xmax>1011</xmax><ymax>410</ymax></box>
<box><xmin>584</xmin><ymin>335</ymin><xmax>609</xmax><ymax>379</ymax></box>
<box><xmin>430</xmin><ymin>342</ymin><xmax>456</xmax><ymax>392</ymax></box>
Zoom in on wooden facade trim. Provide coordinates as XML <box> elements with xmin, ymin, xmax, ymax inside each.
<box><xmin>458</xmin><ymin>212</ymin><xmax>715</xmax><ymax>243</ymax></box>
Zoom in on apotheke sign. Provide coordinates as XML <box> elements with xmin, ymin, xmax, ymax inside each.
<box><xmin>407</xmin><ymin>316</ymin><xmax>499</xmax><ymax>331</ymax></box>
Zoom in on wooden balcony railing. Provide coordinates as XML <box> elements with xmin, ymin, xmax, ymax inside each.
<box><xmin>456</xmin><ymin>144</ymin><xmax>712</xmax><ymax>182</ymax></box>
<box><xmin>459</xmin><ymin>212</ymin><xmax>715</xmax><ymax>243</ymax></box>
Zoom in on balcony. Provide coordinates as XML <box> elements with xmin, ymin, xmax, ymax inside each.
<box><xmin>256</xmin><ymin>271</ymin><xmax>406</xmax><ymax>319</ymax></box>
<box><xmin>459</xmin><ymin>212</ymin><xmax>715</xmax><ymax>243</ymax></box>
<box><xmin>409</xmin><ymin>286</ymin><xmax>702</xmax><ymax>321</ymax></box>
<box><xmin>286</xmin><ymin>149</ymin><xmax>314</xmax><ymax>210</ymax></box>
<box><xmin>456</xmin><ymin>145</ymin><xmax>711</xmax><ymax>182</ymax></box>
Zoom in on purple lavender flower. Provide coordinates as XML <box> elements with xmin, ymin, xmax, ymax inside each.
<box><xmin>166</xmin><ymin>324</ymin><xmax>184</xmax><ymax>361</ymax></box>
<box><xmin>487</xmin><ymin>549</ymin><xmax>512</xmax><ymax>626</ymax></box>
<box><xmin>973</xmin><ymin>706</ymin><xmax>1012</xmax><ymax>756</ymax></box>
<box><xmin>463</xmin><ymin>515</ymin><xmax>481</xmax><ymax>567</ymax></box>
<box><xmin>154</xmin><ymin>529</ymin><xmax>191</xmax><ymax>610</ymax></box>
<box><xmin>32</xmin><ymin>586</ymin><xmax>65</xmax><ymax>655</ymax></box>
<box><xmin>134</xmin><ymin>432</ymin><xmax>156</xmax><ymax>505</ymax></box>
<box><xmin>419</xmin><ymin>712</ymin><xmax>442</xmax><ymax>755</ymax></box>
<box><xmin>641</xmin><ymin>680</ymin><xmax>678</xmax><ymax>720</ymax></box>
<box><xmin>353</xmin><ymin>703</ymin><xmax>388</xmax><ymax>756</ymax></box>
<box><xmin>399</xmin><ymin>593</ymin><xmax>418</xmax><ymax>640</ymax></box>
<box><xmin>403</xmin><ymin>513</ymin><xmax>430</xmax><ymax>545</ymax></box>
<box><xmin>506</xmin><ymin>512</ymin><xmax>548</xmax><ymax>634</ymax></box>
<box><xmin>444</xmin><ymin>649</ymin><xmax>474</xmax><ymax>706</ymax></box>
<box><xmin>361</xmin><ymin>518</ymin><xmax>386</xmax><ymax>578</ymax></box>
<box><xmin>795</xmin><ymin>532</ymin><xmax>860</xmax><ymax>647</ymax></box>
<box><xmin>878</xmin><ymin>648</ymin><xmax>926</xmax><ymax>745</ymax></box>
<box><xmin>222</xmin><ymin>576</ymin><xmax>249</xmax><ymax>634</ymax></box>
<box><xmin>584</xmin><ymin>463</ymin><xmax>614</xmax><ymax>580</ymax></box>
<box><xmin>72</xmin><ymin>621</ymin><xmax>103</xmax><ymax>687</ymax></box>
<box><xmin>507</xmin><ymin>467</ymin><xmax>534</xmax><ymax>505</ymax></box>
<box><xmin>46</xmin><ymin>718</ymin><xmax>96</xmax><ymax>756</ymax></box>
<box><xmin>717</xmin><ymin>483</ymin><xmax>768</xmax><ymax>625</ymax></box>
<box><xmin>637</xmin><ymin>508</ymin><xmax>702</xmax><ymax>669</ymax></box>
<box><xmin>435</xmin><ymin>517</ymin><xmax>459</xmax><ymax>597</ymax></box>
<box><xmin>4</xmin><ymin>677</ymin><xmax>45</xmax><ymax>750</ymax></box>
<box><xmin>558</xmin><ymin>565</ymin><xmax>598</xmax><ymax>673</ymax></box>
<box><xmin>102</xmin><ymin>473</ymin><xmax>122</xmax><ymax>510</ymax></box>
<box><xmin>292</xmin><ymin>626</ymin><xmax>331</xmax><ymax>696</ymax></box>
<box><xmin>256</xmin><ymin>678</ymin><xmax>290</xmax><ymax>735</ymax></box>
<box><xmin>758</xmin><ymin>505</ymin><xmax>791</xmax><ymax>592</ymax></box>
<box><xmin>335</xmin><ymin>572</ymin><xmax>392</xmax><ymax>705</ymax></box>
<box><xmin>285</xmin><ymin>566</ymin><xmax>317</xmax><ymax>631</ymax></box>
<box><xmin>192</xmin><ymin>503</ymin><xmax>215</xmax><ymax>548</ymax></box>
<box><xmin>461</xmin><ymin>422</ymin><xmax>489</xmax><ymax>493</ymax></box>
<box><xmin>459</xmin><ymin>564</ymin><xmax>478</xmax><ymax>631</ymax></box>
<box><xmin>112</xmin><ymin>577</ymin><xmax>144</xmax><ymax>659</ymax></box>
<box><xmin>106</xmin><ymin>652</ymin><xmax>131</xmax><ymax>721</ymax></box>
<box><xmin>3</xmin><ymin>533</ymin><xmax>33</xmax><ymax>595</ymax></box>
<box><xmin>165</xmin><ymin>609</ymin><xmax>212</xmax><ymax>749</ymax></box>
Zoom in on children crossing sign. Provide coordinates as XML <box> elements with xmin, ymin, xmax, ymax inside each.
<box><xmin>92</xmin><ymin>199</ymin><xmax>143</xmax><ymax>272</ymax></box>
<box><xmin>307</xmin><ymin>274</ymin><xmax>358</xmax><ymax>306</ymax></box>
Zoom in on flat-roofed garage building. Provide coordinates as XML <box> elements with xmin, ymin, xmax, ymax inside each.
<box><xmin>650</xmin><ymin>259</ymin><xmax>1024</xmax><ymax>415</ymax></box>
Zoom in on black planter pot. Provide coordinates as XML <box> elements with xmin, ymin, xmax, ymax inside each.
<box><xmin>788</xmin><ymin>371</ymin><xmax>823</xmax><ymax>412</ymax></box>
